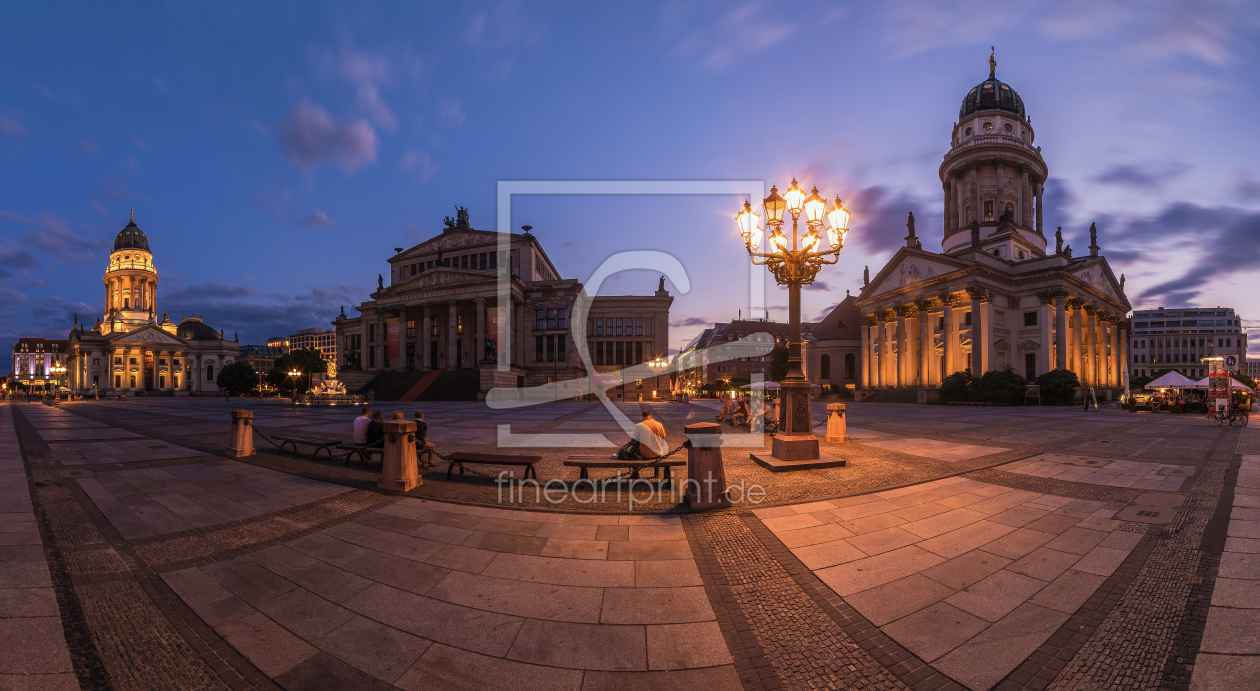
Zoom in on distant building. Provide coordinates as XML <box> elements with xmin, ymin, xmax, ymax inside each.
<box><xmin>266</xmin><ymin>336</ymin><xmax>290</xmax><ymax>354</ymax></box>
<box><xmin>1129</xmin><ymin>307</ymin><xmax>1248</xmax><ymax>379</ymax></box>
<box><xmin>239</xmin><ymin>344</ymin><xmax>285</xmax><ymax>375</ymax></box>
<box><xmin>808</xmin><ymin>295</ymin><xmax>863</xmax><ymax>393</ymax></box>
<box><xmin>290</xmin><ymin>327</ymin><xmax>336</xmax><ymax>363</ymax></box>
<box><xmin>11</xmin><ymin>338</ymin><xmax>69</xmax><ymax>390</ymax></box>
<box><xmin>676</xmin><ymin>319</ymin><xmax>816</xmax><ymax>391</ymax></box>
<box><xmin>1245</xmin><ymin>359</ymin><xmax>1260</xmax><ymax>380</ymax></box>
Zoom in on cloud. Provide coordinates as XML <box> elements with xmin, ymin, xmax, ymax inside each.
<box><xmin>813</xmin><ymin>304</ymin><xmax>839</xmax><ymax>322</ymax></box>
<box><xmin>399</xmin><ymin>149</ymin><xmax>435</xmax><ymax>182</ymax></box>
<box><xmin>159</xmin><ymin>281</ymin><xmax>361</xmax><ymax>344</ymax></box>
<box><xmin>845</xmin><ymin>185</ymin><xmax>927</xmax><ymax>255</ymax></box>
<box><xmin>277</xmin><ymin>100</ymin><xmax>378</xmax><ymax>173</ymax></box>
<box><xmin>248</xmin><ymin>180</ymin><xmax>292</xmax><ymax>219</ymax></box>
<box><xmin>0</xmin><ymin>110</ymin><xmax>23</xmax><ymax>137</ymax></box>
<box><xmin>671</xmin><ymin>316</ymin><xmax>710</xmax><ymax>327</ymax></box>
<box><xmin>0</xmin><ymin>211</ymin><xmax>107</xmax><ymax>269</ymax></box>
<box><xmin>464</xmin><ymin>1</ymin><xmax>547</xmax><ymax>79</ymax></box>
<box><xmin>1092</xmin><ymin>163</ymin><xmax>1182</xmax><ymax>190</ymax></box>
<box><xmin>75</xmin><ymin>136</ymin><xmax>99</xmax><ymax>155</ymax></box>
<box><xmin>662</xmin><ymin>1</ymin><xmax>796</xmax><ymax>71</ymax></box>
<box><xmin>803</xmin><ymin>280</ymin><xmax>831</xmax><ymax>292</ymax></box>
<box><xmin>299</xmin><ymin>209</ymin><xmax>334</xmax><ymax>228</ymax></box>
<box><xmin>95</xmin><ymin>176</ymin><xmax>150</xmax><ymax>204</ymax></box>
<box><xmin>436</xmin><ymin>98</ymin><xmax>465</xmax><ymax>127</ymax></box>
<box><xmin>1111</xmin><ymin>203</ymin><xmax>1260</xmax><ymax>305</ymax></box>
<box><xmin>1231</xmin><ymin>170</ymin><xmax>1260</xmax><ymax>201</ymax></box>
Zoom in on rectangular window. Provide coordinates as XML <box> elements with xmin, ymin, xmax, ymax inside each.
<box><xmin>635</xmin><ymin>342</ymin><xmax>643</xmax><ymax>364</ymax></box>
<box><xmin>546</xmin><ymin>336</ymin><xmax>555</xmax><ymax>362</ymax></box>
<box><xmin>1024</xmin><ymin>312</ymin><xmax>1037</xmax><ymax>327</ymax></box>
<box><xmin>616</xmin><ymin>342</ymin><xmax>624</xmax><ymax>366</ymax></box>
<box><xmin>1226</xmin><ymin>339</ymin><xmax>1232</xmax><ymax>347</ymax></box>
<box><xmin>536</xmin><ymin>336</ymin><xmax>544</xmax><ymax>361</ymax></box>
<box><xmin>596</xmin><ymin>342</ymin><xmax>605</xmax><ymax>365</ymax></box>
<box><xmin>130</xmin><ymin>358</ymin><xmax>138</xmax><ymax>365</ymax></box>
<box><xmin>938</xmin><ymin>316</ymin><xmax>944</xmax><ymax>330</ymax></box>
<box><xmin>616</xmin><ymin>318</ymin><xmax>623</xmax><ymax>336</ymax></box>
<box><xmin>556</xmin><ymin>335</ymin><xmax>565</xmax><ymax>362</ymax></box>
<box><xmin>635</xmin><ymin>317</ymin><xmax>643</xmax><ymax>336</ymax></box>
<box><xmin>158</xmin><ymin>358</ymin><xmax>167</xmax><ymax>366</ymax></box>
<box><xmin>479</xmin><ymin>252</ymin><xmax>487</xmax><ymax>270</ymax></box>
<box><xmin>456</xmin><ymin>316</ymin><xmax>463</xmax><ymax>335</ymax></box>
<box><xmin>406</xmin><ymin>320</ymin><xmax>415</xmax><ymax>338</ymax></box>
<box><xmin>635</xmin><ymin>379</ymin><xmax>643</xmax><ymax>389</ymax></box>
<box><xmin>489</xmin><ymin>252</ymin><xmax>497</xmax><ymax>269</ymax></box>
<box><xmin>93</xmin><ymin>358</ymin><xmax>99</xmax><ymax>365</ymax></box>
<box><xmin>547</xmin><ymin>309</ymin><xmax>556</xmax><ymax>329</ymax></box>
<box><xmin>984</xmin><ymin>200</ymin><xmax>994</xmax><ymax>221</ymax></box>
<box><xmin>964</xmin><ymin>312</ymin><xmax>972</xmax><ymax>326</ymax></box>
<box><xmin>596</xmin><ymin>318</ymin><xmax>604</xmax><ymax>336</ymax></box>
<box><xmin>369</xmin><ymin>324</ymin><xmax>376</xmax><ymax>341</ymax></box>
<box><xmin>558</xmin><ymin>309</ymin><xmax>566</xmax><ymax>329</ymax></box>
<box><xmin>461</xmin><ymin>255</ymin><xmax>469</xmax><ymax>269</ymax></box>
<box><xmin>536</xmin><ymin>310</ymin><xmax>545</xmax><ymax>330</ymax></box>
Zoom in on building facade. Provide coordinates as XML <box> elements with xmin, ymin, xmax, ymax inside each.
<box><xmin>290</xmin><ymin>327</ymin><xmax>336</xmax><ymax>362</ymax></box>
<box><xmin>1245</xmin><ymin>359</ymin><xmax>1260</xmax><ymax>381</ymax></box>
<box><xmin>855</xmin><ymin>58</ymin><xmax>1130</xmax><ymax>396</ymax></box>
<box><xmin>676</xmin><ymin>320</ymin><xmax>815</xmax><ymax>391</ymax></box>
<box><xmin>335</xmin><ymin>211</ymin><xmax>672</xmax><ymax>399</ymax></box>
<box><xmin>1129</xmin><ymin>307</ymin><xmax>1248</xmax><ymax>379</ymax></box>
<box><xmin>266</xmin><ymin>337</ymin><xmax>290</xmax><ymax>353</ymax></box>
<box><xmin>11</xmin><ymin>338</ymin><xmax>69</xmax><ymax>390</ymax></box>
<box><xmin>239</xmin><ymin>344</ymin><xmax>285</xmax><ymax>376</ymax></box>
<box><xmin>808</xmin><ymin>295</ymin><xmax>863</xmax><ymax>393</ymax></box>
<box><xmin>66</xmin><ymin>214</ymin><xmax>239</xmax><ymax>394</ymax></box>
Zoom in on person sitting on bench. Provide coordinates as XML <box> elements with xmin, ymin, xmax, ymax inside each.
<box><xmin>352</xmin><ymin>405</ymin><xmax>372</xmax><ymax>444</ymax></box>
<box><xmin>731</xmin><ymin>397</ymin><xmax>750</xmax><ymax>427</ymax></box>
<box><xmin>365</xmin><ymin>411</ymin><xmax>385</xmax><ymax>447</ymax></box>
<box><xmin>414</xmin><ymin>410</ymin><xmax>436</xmax><ymax>468</ymax></box>
<box><xmin>634</xmin><ymin>410</ymin><xmax>668</xmax><ymax>459</ymax></box>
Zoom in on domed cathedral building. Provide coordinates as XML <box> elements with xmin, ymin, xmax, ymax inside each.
<box><xmin>65</xmin><ymin>213</ymin><xmax>239</xmax><ymax>394</ymax></box>
<box><xmin>855</xmin><ymin>52</ymin><xmax>1131</xmax><ymax>400</ymax></box>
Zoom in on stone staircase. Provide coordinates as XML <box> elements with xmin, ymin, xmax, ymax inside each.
<box><xmin>861</xmin><ymin>389</ymin><xmax>923</xmax><ymax>404</ymax></box>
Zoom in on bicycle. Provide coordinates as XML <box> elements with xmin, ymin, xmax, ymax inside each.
<box><xmin>1230</xmin><ymin>409</ymin><xmax>1249</xmax><ymax>428</ymax></box>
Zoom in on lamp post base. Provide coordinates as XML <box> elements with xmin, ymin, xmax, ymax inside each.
<box><xmin>771</xmin><ymin>433</ymin><xmax>820</xmax><ymax>461</ymax></box>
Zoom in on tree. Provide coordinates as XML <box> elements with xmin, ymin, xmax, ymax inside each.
<box><xmin>768</xmin><ymin>345</ymin><xmax>789</xmax><ymax>382</ymax></box>
<box><xmin>1035</xmin><ymin>369</ymin><xmax>1080</xmax><ymax>405</ymax></box>
<box><xmin>1235</xmin><ymin>373</ymin><xmax>1257</xmax><ymax>390</ymax></box>
<box><xmin>265</xmin><ymin>348</ymin><xmax>328</xmax><ymax>393</ymax></box>
<box><xmin>216</xmin><ymin>362</ymin><xmax>259</xmax><ymax>398</ymax></box>
<box><xmin>939</xmin><ymin>370</ymin><xmax>979</xmax><ymax>403</ymax></box>
<box><xmin>978</xmin><ymin>366</ymin><xmax>1027</xmax><ymax>406</ymax></box>
<box><xmin>1129</xmin><ymin>374</ymin><xmax>1153</xmax><ymax>390</ymax></box>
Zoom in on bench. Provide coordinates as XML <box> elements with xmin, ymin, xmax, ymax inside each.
<box><xmin>947</xmin><ymin>401</ymin><xmax>992</xmax><ymax>407</ymax></box>
<box><xmin>272</xmin><ymin>434</ymin><xmax>341</xmax><ymax>459</ymax></box>
<box><xmin>564</xmin><ymin>456</ymin><xmax>685</xmax><ymax>485</ymax></box>
<box><xmin>337</xmin><ymin>443</ymin><xmax>383</xmax><ymax>466</ymax></box>
<box><xmin>445</xmin><ymin>452</ymin><xmax>541</xmax><ymax>481</ymax></box>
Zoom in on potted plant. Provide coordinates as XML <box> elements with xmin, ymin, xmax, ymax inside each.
<box><xmin>1127</xmin><ymin>396</ymin><xmax>1137</xmax><ymax>413</ymax></box>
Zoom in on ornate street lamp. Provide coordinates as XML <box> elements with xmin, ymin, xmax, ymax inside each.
<box><xmin>288</xmin><ymin>369</ymin><xmax>302</xmax><ymax>397</ymax></box>
<box><xmin>648</xmin><ymin>355</ymin><xmax>668</xmax><ymax>399</ymax></box>
<box><xmin>737</xmin><ymin>180</ymin><xmax>851</xmax><ymax>462</ymax></box>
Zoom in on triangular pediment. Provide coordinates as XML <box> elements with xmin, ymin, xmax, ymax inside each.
<box><xmin>1068</xmin><ymin>259</ymin><xmax>1126</xmax><ymax>305</ymax></box>
<box><xmin>106</xmin><ymin>326</ymin><xmax>187</xmax><ymax>346</ymax></box>
<box><xmin>862</xmin><ymin>249</ymin><xmax>974</xmax><ymax>299</ymax></box>
<box><xmin>397</xmin><ymin>228</ymin><xmax>502</xmax><ymax>260</ymax></box>
<box><xmin>384</xmin><ymin>267</ymin><xmax>495</xmax><ymax>293</ymax></box>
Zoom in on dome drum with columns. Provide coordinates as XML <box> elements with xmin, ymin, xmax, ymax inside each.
<box><xmin>65</xmin><ymin>213</ymin><xmax>239</xmax><ymax>394</ymax></box>
<box><xmin>856</xmin><ymin>54</ymin><xmax>1131</xmax><ymax>400</ymax></box>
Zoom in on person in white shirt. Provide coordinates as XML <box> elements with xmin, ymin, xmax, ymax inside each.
<box><xmin>633</xmin><ymin>410</ymin><xmax>668</xmax><ymax>459</ymax></box>
<box><xmin>352</xmin><ymin>406</ymin><xmax>372</xmax><ymax>444</ymax></box>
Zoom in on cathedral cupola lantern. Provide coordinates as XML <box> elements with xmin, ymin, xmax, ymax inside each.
<box><xmin>101</xmin><ymin>211</ymin><xmax>159</xmax><ymax>334</ymax></box>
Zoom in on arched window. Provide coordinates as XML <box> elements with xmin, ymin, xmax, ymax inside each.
<box><xmin>820</xmin><ymin>354</ymin><xmax>831</xmax><ymax>380</ymax></box>
<box><xmin>206</xmin><ymin>364</ymin><xmax>214</xmax><ymax>381</ymax></box>
<box><xmin>845</xmin><ymin>353</ymin><xmax>856</xmax><ymax>379</ymax></box>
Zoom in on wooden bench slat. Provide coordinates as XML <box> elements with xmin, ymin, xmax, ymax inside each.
<box><xmin>563</xmin><ymin>460</ymin><xmax>685</xmax><ymax>468</ymax></box>
<box><xmin>446</xmin><ymin>453</ymin><xmax>540</xmax><ymax>465</ymax></box>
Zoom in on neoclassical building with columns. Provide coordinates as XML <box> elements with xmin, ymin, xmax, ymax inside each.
<box><xmin>335</xmin><ymin>210</ymin><xmax>673</xmax><ymax>400</ymax></box>
<box><xmin>65</xmin><ymin>214</ymin><xmax>239</xmax><ymax>394</ymax></box>
<box><xmin>855</xmin><ymin>58</ymin><xmax>1131</xmax><ymax>397</ymax></box>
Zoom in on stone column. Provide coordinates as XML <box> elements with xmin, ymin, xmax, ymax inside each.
<box><xmin>895</xmin><ymin>307</ymin><xmax>909</xmax><ymax>388</ymax></box>
<box><xmin>514</xmin><ymin>300</ymin><xmax>525</xmax><ymax>369</ymax></box>
<box><xmin>421</xmin><ymin>304</ymin><xmax>432</xmax><ymax>369</ymax></box>
<box><xmin>872</xmin><ymin>313</ymin><xmax>885</xmax><ymax>388</ymax></box>
<box><xmin>967</xmin><ymin>287</ymin><xmax>988</xmax><ymax>374</ymax></box>
<box><xmin>942</xmin><ymin>181</ymin><xmax>951</xmax><ymax>236</ymax></box>
<box><xmin>969</xmin><ymin>162</ymin><xmax>980</xmax><ymax>224</ymax></box>
<box><xmin>860</xmin><ymin>317</ymin><xmax>872</xmax><ymax>389</ymax></box>
<box><xmin>1035</xmin><ymin>179</ymin><xmax>1044</xmax><ymax>235</ymax></box>
<box><xmin>1055</xmin><ymin>294</ymin><xmax>1068</xmax><ymax>371</ymax></box>
<box><xmin>1069</xmin><ymin>301</ymin><xmax>1083</xmax><ymax>380</ymax></box>
<box><xmin>995</xmin><ymin>159</ymin><xmax>1006</xmax><ymax>218</ymax></box>
<box><xmin>1019</xmin><ymin>168</ymin><xmax>1030</xmax><ymax>226</ymax></box>
<box><xmin>942</xmin><ymin>293</ymin><xmax>958</xmax><ymax>378</ymax></box>
<box><xmin>1038</xmin><ymin>292</ymin><xmax>1054</xmax><ymax>378</ymax></box>
<box><xmin>1118</xmin><ymin>323</ymin><xmax>1129</xmax><ymax>389</ymax></box>
<box><xmin>955</xmin><ymin>173</ymin><xmax>965</xmax><ymax>228</ymax></box>
<box><xmin>917</xmin><ymin>301</ymin><xmax>932</xmax><ymax>388</ymax></box>
<box><xmin>475</xmin><ymin>297</ymin><xmax>486</xmax><ymax>364</ymax></box>
<box><xmin>374</xmin><ymin>313</ymin><xmax>384</xmax><ymax>372</ymax></box>
<box><xmin>1109</xmin><ymin>317</ymin><xmax>1119</xmax><ymax>388</ymax></box>
<box><xmin>398</xmin><ymin>305</ymin><xmax>408</xmax><ymax>370</ymax></box>
<box><xmin>1084</xmin><ymin>305</ymin><xmax>1098</xmax><ymax>387</ymax></box>
<box><xmin>447</xmin><ymin>301</ymin><xmax>459</xmax><ymax>369</ymax></box>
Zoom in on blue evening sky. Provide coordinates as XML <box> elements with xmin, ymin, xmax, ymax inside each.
<box><xmin>3</xmin><ymin>1</ymin><xmax>1259</xmax><ymax>370</ymax></box>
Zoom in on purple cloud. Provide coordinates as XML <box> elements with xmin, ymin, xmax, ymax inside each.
<box><xmin>299</xmin><ymin>209</ymin><xmax>334</xmax><ymax>228</ymax></box>
<box><xmin>277</xmin><ymin>100</ymin><xmax>377</xmax><ymax>172</ymax></box>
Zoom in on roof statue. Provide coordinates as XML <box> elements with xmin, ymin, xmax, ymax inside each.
<box><xmin>1055</xmin><ymin>227</ymin><xmax>1063</xmax><ymax>254</ymax></box>
<box><xmin>989</xmin><ymin>46</ymin><xmax>996</xmax><ymax>78</ymax></box>
<box><xmin>997</xmin><ymin>208</ymin><xmax>1014</xmax><ymax>227</ymax></box>
<box><xmin>377</xmin><ymin>274</ymin><xmax>383</xmax><ymax>290</ymax></box>
<box><xmin>863</xmin><ymin>266</ymin><xmax>869</xmax><ymax>287</ymax></box>
<box><xmin>340</xmin><ymin>305</ymin><xmax>346</xmax><ymax>318</ymax></box>
<box><xmin>904</xmin><ymin>212</ymin><xmax>917</xmax><ymax>248</ymax></box>
<box><xmin>1089</xmin><ymin>222</ymin><xmax>1100</xmax><ymax>256</ymax></box>
<box><xmin>443</xmin><ymin>205</ymin><xmax>470</xmax><ymax>229</ymax></box>
<box><xmin>1064</xmin><ymin>244</ymin><xmax>1072</xmax><ymax>258</ymax></box>
<box><xmin>658</xmin><ymin>275</ymin><xmax>665</xmax><ymax>292</ymax></box>
<box><xmin>1120</xmin><ymin>274</ymin><xmax>1126</xmax><ymax>291</ymax></box>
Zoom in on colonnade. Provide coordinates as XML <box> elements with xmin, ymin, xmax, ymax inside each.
<box><xmin>356</xmin><ymin>296</ymin><xmax>517</xmax><ymax>372</ymax></box>
<box><xmin>942</xmin><ymin>157</ymin><xmax>1044</xmax><ymax>234</ymax></box>
<box><xmin>105</xmin><ymin>275</ymin><xmax>155</xmax><ymax>314</ymax></box>
<box><xmin>860</xmin><ymin>288</ymin><xmax>1127</xmax><ymax>390</ymax></box>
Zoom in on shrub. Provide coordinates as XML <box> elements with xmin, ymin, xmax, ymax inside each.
<box><xmin>978</xmin><ymin>367</ymin><xmax>1027</xmax><ymax>406</ymax></box>
<box><xmin>939</xmin><ymin>370</ymin><xmax>979</xmax><ymax>403</ymax></box>
<box><xmin>1035</xmin><ymin>369</ymin><xmax>1080</xmax><ymax>405</ymax></box>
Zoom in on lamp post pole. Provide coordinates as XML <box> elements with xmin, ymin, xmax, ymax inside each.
<box><xmin>737</xmin><ymin>180</ymin><xmax>851</xmax><ymax>462</ymax></box>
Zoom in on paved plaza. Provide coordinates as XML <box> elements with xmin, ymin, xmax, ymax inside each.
<box><xmin>1</xmin><ymin>397</ymin><xmax>1256</xmax><ymax>691</ymax></box>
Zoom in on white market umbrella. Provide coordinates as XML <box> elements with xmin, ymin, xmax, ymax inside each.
<box><xmin>741</xmin><ymin>382</ymin><xmax>781</xmax><ymax>389</ymax></box>
<box><xmin>1145</xmin><ymin>371</ymin><xmax>1197</xmax><ymax>389</ymax></box>
<box><xmin>1189</xmin><ymin>376</ymin><xmax>1254</xmax><ymax>392</ymax></box>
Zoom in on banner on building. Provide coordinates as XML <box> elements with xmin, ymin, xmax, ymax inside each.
<box><xmin>385</xmin><ymin>318</ymin><xmax>400</xmax><ymax>360</ymax></box>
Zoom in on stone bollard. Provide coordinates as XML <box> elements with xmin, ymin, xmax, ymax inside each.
<box><xmin>378</xmin><ymin>418</ymin><xmax>421</xmax><ymax>492</ymax></box>
<box><xmin>226</xmin><ymin>410</ymin><xmax>255</xmax><ymax>458</ymax></box>
<box><xmin>684</xmin><ymin>422</ymin><xmax>729</xmax><ymax>509</ymax></box>
<box><xmin>825</xmin><ymin>403</ymin><xmax>850</xmax><ymax>443</ymax></box>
